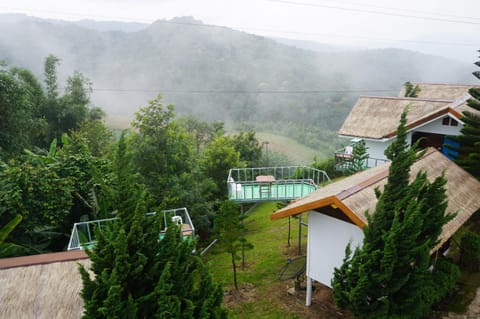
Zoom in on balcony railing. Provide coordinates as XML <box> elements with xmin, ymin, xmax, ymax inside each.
<box><xmin>227</xmin><ymin>166</ymin><xmax>330</xmax><ymax>202</ymax></box>
<box><xmin>67</xmin><ymin>208</ymin><xmax>194</xmax><ymax>251</ymax></box>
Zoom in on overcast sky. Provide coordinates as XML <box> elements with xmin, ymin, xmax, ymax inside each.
<box><xmin>0</xmin><ymin>0</ymin><xmax>478</xmax><ymax>62</ymax></box>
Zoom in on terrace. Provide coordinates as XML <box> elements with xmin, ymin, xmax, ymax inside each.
<box><xmin>67</xmin><ymin>208</ymin><xmax>194</xmax><ymax>251</ymax></box>
<box><xmin>227</xmin><ymin>166</ymin><xmax>330</xmax><ymax>203</ymax></box>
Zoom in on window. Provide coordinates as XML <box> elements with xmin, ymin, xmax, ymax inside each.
<box><xmin>442</xmin><ymin>117</ymin><xmax>459</xmax><ymax>126</ymax></box>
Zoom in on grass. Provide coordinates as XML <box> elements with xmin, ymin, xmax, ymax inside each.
<box><xmin>204</xmin><ymin>202</ymin><xmax>307</xmax><ymax>318</ymax></box>
<box><xmin>256</xmin><ymin>132</ymin><xmax>326</xmax><ymax>165</ymax></box>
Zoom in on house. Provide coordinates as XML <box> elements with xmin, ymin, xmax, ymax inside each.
<box><xmin>0</xmin><ymin>250</ymin><xmax>88</xmax><ymax>318</ymax></box>
<box><xmin>336</xmin><ymin>83</ymin><xmax>479</xmax><ymax>168</ymax></box>
<box><xmin>270</xmin><ymin>148</ymin><xmax>480</xmax><ymax>306</ymax></box>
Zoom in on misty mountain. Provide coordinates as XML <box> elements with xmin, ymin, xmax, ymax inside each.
<box><xmin>0</xmin><ymin>14</ymin><xmax>475</xmax><ymax>134</ymax></box>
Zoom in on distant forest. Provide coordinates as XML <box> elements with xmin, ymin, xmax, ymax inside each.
<box><xmin>0</xmin><ymin>14</ymin><xmax>476</xmax><ymax>158</ymax></box>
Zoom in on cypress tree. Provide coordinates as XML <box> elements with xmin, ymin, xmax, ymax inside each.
<box><xmin>446</xmin><ymin>51</ymin><xmax>480</xmax><ymax>179</ymax></box>
<box><xmin>332</xmin><ymin>109</ymin><xmax>457</xmax><ymax>319</ymax></box>
<box><xmin>79</xmin><ymin>141</ymin><xmax>226</xmax><ymax>318</ymax></box>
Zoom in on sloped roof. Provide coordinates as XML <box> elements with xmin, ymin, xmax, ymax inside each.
<box><xmin>398</xmin><ymin>83</ymin><xmax>476</xmax><ymax>100</ymax></box>
<box><xmin>338</xmin><ymin>96</ymin><xmax>457</xmax><ymax>139</ymax></box>
<box><xmin>0</xmin><ymin>251</ymin><xmax>89</xmax><ymax>318</ymax></box>
<box><xmin>271</xmin><ymin>148</ymin><xmax>480</xmax><ymax>252</ymax></box>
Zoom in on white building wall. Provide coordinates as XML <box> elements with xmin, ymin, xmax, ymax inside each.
<box><xmin>364</xmin><ymin>139</ymin><xmax>392</xmax><ymax>167</ymax></box>
<box><xmin>412</xmin><ymin>117</ymin><xmax>462</xmax><ymax>136</ymax></box>
<box><xmin>306</xmin><ymin>211</ymin><xmax>364</xmax><ymax>288</ymax></box>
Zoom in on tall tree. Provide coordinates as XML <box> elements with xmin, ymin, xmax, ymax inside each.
<box><xmin>332</xmin><ymin>110</ymin><xmax>457</xmax><ymax>319</ymax></box>
<box><xmin>79</xmin><ymin>187</ymin><xmax>226</xmax><ymax>318</ymax></box>
<box><xmin>201</xmin><ymin>136</ymin><xmax>245</xmax><ymax>199</ymax></box>
<box><xmin>446</xmin><ymin>52</ymin><xmax>480</xmax><ymax>179</ymax></box>
<box><xmin>231</xmin><ymin>130</ymin><xmax>263</xmax><ymax>167</ymax></box>
<box><xmin>214</xmin><ymin>200</ymin><xmax>253</xmax><ymax>290</ymax></box>
<box><xmin>0</xmin><ymin>64</ymin><xmax>46</xmax><ymax>158</ymax></box>
<box><xmin>131</xmin><ymin>95</ymin><xmax>194</xmax><ymax>199</ymax></box>
<box><xmin>44</xmin><ymin>54</ymin><xmax>60</xmax><ymax>101</ymax></box>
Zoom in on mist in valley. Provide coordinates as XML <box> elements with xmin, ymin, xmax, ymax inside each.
<box><xmin>0</xmin><ymin>13</ymin><xmax>476</xmax><ymax>159</ymax></box>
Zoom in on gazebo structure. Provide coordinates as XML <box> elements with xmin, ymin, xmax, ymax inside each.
<box><xmin>67</xmin><ymin>207</ymin><xmax>194</xmax><ymax>251</ymax></box>
<box><xmin>227</xmin><ymin>166</ymin><xmax>331</xmax><ymax>203</ymax></box>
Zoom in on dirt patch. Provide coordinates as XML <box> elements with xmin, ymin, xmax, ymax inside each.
<box><xmin>271</xmin><ymin>280</ymin><xmax>354</xmax><ymax>319</ymax></box>
<box><xmin>223</xmin><ymin>282</ymin><xmax>258</xmax><ymax>306</ymax></box>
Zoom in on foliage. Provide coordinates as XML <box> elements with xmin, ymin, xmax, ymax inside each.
<box><xmin>0</xmin><ymin>64</ymin><xmax>47</xmax><ymax>158</ymax></box>
<box><xmin>348</xmin><ymin>140</ymin><xmax>369</xmax><ymax>174</ymax></box>
<box><xmin>79</xmin><ymin>190</ymin><xmax>226</xmax><ymax>319</ymax></box>
<box><xmin>0</xmin><ymin>214</ymin><xmax>25</xmax><ymax>257</ymax></box>
<box><xmin>231</xmin><ymin>130</ymin><xmax>263</xmax><ymax>167</ymax></box>
<box><xmin>70</xmin><ymin>120</ymin><xmax>114</xmax><ymax>157</ymax></box>
<box><xmin>201</xmin><ymin>136</ymin><xmax>245</xmax><ymax>199</ymax></box>
<box><xmin>131</xmin><ymin>95</ymin><xmax>194</xmax><ymax>198</ymax></box>
<box><xmin>446</xmin><ymin>53</ymin><xmax>480</xmax><ymax>179</ymax></box>
<box><xmin>404</xmin><ymin>81</ymin><xmax>421</xmax><ymax>97</ymax></box>
<box><xmin>312</xmin><ymin>156</ymin><xmax>337</xmax><ymax>179</ymax></box>
<box><xmin>0</xmin><ymin>150</ymin><xmax>73</xmax><ymax>254</ymax></box>
<box><xmin>460</xmin><ymin>231</ymin><xmax>480</xmax><ymax>271</ymax></box>
<box><xmin>214</xmin><ymin>200</ymin><xmax>253</xmax><ymax>290</ymax></box>
<box><xmin>332</xmin><ymin>110</ymin><xmax>456</xmax><ymax>319</ymax></box>
<box><xmin>41</xmin><ymin>55</ymin><xmax>102</xmax><ymax>145</ymax></box>
<box><xmin>177</xmin><ymin>116</ymin><xmax>222</xmax><ymax>153</ymax></box>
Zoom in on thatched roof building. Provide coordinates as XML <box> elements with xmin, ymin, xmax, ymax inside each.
<box><xmin>398</xmin><ymin>83</ymin><xmax>476</xmax><ymax>100</ymax></box>
<box><xmin>271</xmin><ymin>148</ymin><xmax>480</xmax><ymax>252</ymax></box>
<box><xmin>340</xmin><ymin>83</ymin><xmax>480</xmax><ymax>140</ymax></box>
<box><xmin>0</xmin><ymin>250</ymin><xmax>88</xmax><ymax>318</ymax></box>
<box><xmin>338</xmin><ymin>96</ymin><xmax>459</xmax><ymax>139</ymax></box>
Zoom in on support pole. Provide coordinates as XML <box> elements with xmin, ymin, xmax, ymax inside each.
<box><xmin>306</xmin><ymin>276</ymin><xmax>312</xmax><ymax>306</ymax></box>
<box><xmin>298</xmin><ymin>214</ymin><xmax>302</xmax><ymax>255</ymax></box>
<box><xmin>241</xmin><ymin>204</ymin><xmax>245</xmax><ymax>268</ymax></box>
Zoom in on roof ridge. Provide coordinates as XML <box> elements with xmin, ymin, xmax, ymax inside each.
<box><xmin>0</xmin><ymin>250</ymin><xmax>88</xmax><ymax>270</ymax></box>
<box><xmin>336</xmin><ymin>148</ymin><xmax>438</xmax><ymax>200</ymax></box>
<box><xmin>358</xmin><ymin>95</ymin><xmax>454</xmax><ymax>103</ymax></box>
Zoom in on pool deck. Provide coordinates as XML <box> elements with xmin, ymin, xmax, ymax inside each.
<box><xmin>228</xmin><ymin>182</ymin><xmax>316</xmax><ymax>202</ymax></box>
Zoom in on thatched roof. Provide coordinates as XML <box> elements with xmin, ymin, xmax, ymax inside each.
<box><xmin>398</xmin><ymin>83</ymin><xmax>477</xmax><ymax>100</ymax></box>
<box><xmin>338</xmin><ymin>96</ymin><xmax>457</xmax><ymax>139</ymax></box>
<box><xmin>0</xmin><ymin>251</ymin><xmax>88</xmax><ymax>318</ymax></box>
<box><xmin>271</xmin><ymin>148</ymin><xmax>480</xmax><ymax>252</ymax></box>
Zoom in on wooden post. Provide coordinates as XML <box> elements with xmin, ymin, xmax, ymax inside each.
<box><xmin>241</xmin><ymin>204</ymin><xmax>245</xmax><ymax>268</ymax></box>
<box><xmin>298</xmin><ymin>214</ymin><xmax>302</xmax><ymax>255</ymax></box>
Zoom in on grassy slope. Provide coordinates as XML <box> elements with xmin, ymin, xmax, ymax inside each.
<box><xmin>256</xmin><ymin>132</ymin><xmax>325</xmax><ymax>165</ymax></box>
<box><xmin>205</xmin><ymin>202</ymin><xmax>302</xmax><ymax>318</ymax></box>
<box><xmin>204</xmin><ymin>202</ymin><xmax>351</xmax><ymax>319</ymax></box>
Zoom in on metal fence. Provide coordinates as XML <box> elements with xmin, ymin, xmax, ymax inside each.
<box><xmin>67</xmin><ymin>207</ymin><xmax>194</xmax><ymax>251</ymax></box>
<box><xmin>227</xmin><ymin>166</ymin><xmax>331</xmax><ymax>202</ymax></box>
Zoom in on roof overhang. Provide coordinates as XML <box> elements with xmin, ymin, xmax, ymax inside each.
<box><xmin>270</xmin><ymin>195</ymin><xmax>366</xmax><ymax>227</ymax></box>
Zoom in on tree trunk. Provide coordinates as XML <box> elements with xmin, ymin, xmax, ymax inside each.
<box><xmin>231</xmin><ymin>252</ymin><xmax>238</xmax><ymax>290</ymax></box>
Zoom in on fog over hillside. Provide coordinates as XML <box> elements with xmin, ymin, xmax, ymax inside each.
<box><xmin>0</xmin><ymin>14</ymin><xmax>476</xmax><ymax>132</ymax></box>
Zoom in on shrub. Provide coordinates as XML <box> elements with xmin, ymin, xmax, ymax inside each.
<box><xmin>460</xmin><ymin>231</ymin><xmax>480</xmax><ymax>271</ymax></box>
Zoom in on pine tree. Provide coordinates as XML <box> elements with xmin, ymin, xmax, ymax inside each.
<box><xmin>79</xmin><ymin>161</ymin><xmax>226</xmax><ymax>318</ymax></box>
<box><xmin>404</xmin><ymin>81</ymin><xmax>421</xmax><ymax>97</ymax></box>
<box><xmin>447</xmin><ymin>52</ymin><xmax>480</xmax><ymax>179</ymax></box>
<box><xmin>332</xmin><ymin>109</ymin><xmax>457</xmax><ymax>319</ymax></box>
<box><xmin>348</xmin><ymin>140</ymin><xmax>369</xmax><ymax>174</ymax></box>
<box><xmin>214</xmin><ymin>200</ymin><xmax>253</xmax><ymax>290</ymax></box>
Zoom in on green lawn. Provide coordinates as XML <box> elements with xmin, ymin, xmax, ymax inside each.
<box><xmin>256</xmin><ymin>132</ymin><xmax>326</xmax><ymax>165</ymax></box>
<box><xmin>204</xmin><ymin>202</ymin><xmax>307</xmax><ymax>318</ymax></box>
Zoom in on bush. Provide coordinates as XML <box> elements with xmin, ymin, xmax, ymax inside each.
<box><xmin>460</xmin><ymin>231</ymin><xmax>480</xmax><ymax>271</ymax></box>
<box><xmin>430</xmin><ymin>257</ymin><xmax>460</xmax><ymax>304</ymax></box>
